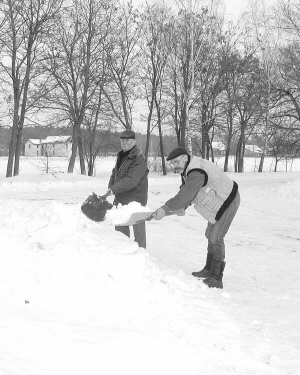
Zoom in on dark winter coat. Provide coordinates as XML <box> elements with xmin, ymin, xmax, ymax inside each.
<box><xmin>108</xmin><ymin>145</ymin><xmax>149</xmax><ymax>206</ymax></box>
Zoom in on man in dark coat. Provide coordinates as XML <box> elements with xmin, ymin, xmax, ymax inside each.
<box><xmin>105</xmin><ymin>129</ymin><xmax>149</xmax><ymax>248</ymax></box>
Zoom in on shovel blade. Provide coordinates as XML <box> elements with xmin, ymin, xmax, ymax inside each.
<box><xmin>81</xmin><ymin>193</ymin><xmax>113</xmax><ymax>222</ymax></box>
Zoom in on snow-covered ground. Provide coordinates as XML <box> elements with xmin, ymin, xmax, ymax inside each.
<box><xmin>0</xmin><ymin>156</ymin><xmax>300</xmax><ymax>375</ymax></box>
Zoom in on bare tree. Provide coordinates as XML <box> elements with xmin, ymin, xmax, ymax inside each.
<box><xmin>217</xmin><ymin>26</ymin><xmax>242</xmax><ymax>171</ymax></box>
<box><xmin>139</xmin><ymin>3</ymin><xmax>171</xmax><ymax>174</ymax></box>
<box><xmin>273</xmin><ymin>1</ymin><xmax>300</xmax><ymax>132</ymax></box>
<box><xmin>103</xmin><ymin>2</ymin><xmax>142</xmax><ymax>130</ymax></box>
<box><xmin>0</xmin><ymin>0</ymin><xmax>63</xmax><ymax>177</ymax></box>
<box><xmin>248</xmin><ymin>0</ymin><xmax>279</xmax><ymax>172</ymax></box>
<box><xmin>83</xmin><ymin>64</ymin><xmax>117</xmax><ymax>177</ymax></box>
<box><xmin>43</xmin><ymin>0</ymin><xmax>115</xmax><ymax>174</ymax></box>
<box><xmin>233</xmin><ymin>54</ymin><xmax>265</xmax><ymax>172</ymax></box>
<box><xmin>166</xmin><ymin>0</ymin><xmax>222</xmax><ymax>154</ymax></box>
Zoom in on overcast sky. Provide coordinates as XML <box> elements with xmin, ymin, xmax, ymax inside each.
<box><xmin>131</xmin><ymin>0</ymin><xmax>277</xmax><ymax>22</ymax></box>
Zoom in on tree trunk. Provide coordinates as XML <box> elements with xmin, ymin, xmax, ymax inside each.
<box><xmin>258</xmin><ymin>152</ymin><xmax>265</xmax><ymax>173</ymax></box>
<box><xmin>68</xmin><ymin>122</ymin><xmax>79</xmax><ymax>173</ymax></box>
<box><xmin>174</xmin><ymin>82</ymin><xmax>180</xmax><ymax>145</ymax></box>
<box><xmin>235</xmin><ymin>122</ymin><xmax>245</xmax><ymax>172</ymax></box>
<box><xmin>201</xmin><ymin>104</ymin><xmax>208</xmax><ymax>158</ymax></box>
<box><xmin>224</xmin><ymin>143</ymin><xmax>230</xmax><ymax>172</ymax></box>
<box><xmin>120</xmin><ymin>82</ymin><xmax>131</xmax><ymax>129</ymax></box>
<box><xmin>179</xmin><ymin>102</ymin><xmax>186</xmax><ymax>147</ymax></box>
<box><xmin>6</xmin><ymin>121</ymin><xmax>18</xmax><ymax>177</ymax></box>
<box><xmin>12</xmin><ymin>31</ymin><xmax>34</xmax><ymax>176</ymax></box>
<box><xmin>6</xmin><ymin>78</ymin><xmax>20</xmax><ymax>177</ymax></box>
<box><xmin>258</xmin><ymin>109</ymin><xmax>269</xmax><ymax>173</ymax></box>
<box><xmin>274</xmin><ymin>158</ymin><xmax>278</xmax><ymax>172</ymax></box>
<box><xmin>88</xmin><ymin>157</ymin><xmax>93</xmax><ymax>176</ymax></box>
<box><xmin>185</xmin><ymin>102</ymin><xmax>192</xmax><ymax>155</ymax></box>
<box><xmin>210</xmin><ymin>142</ymin><xmax>214</xmax><ymax>163</ymax></box>
<box><xmin>224</xmin><ymin>132</ymin><xmax>233</xmax><ymax>172</ymax></box>
<box><xmin>155</xmin><ymin>96</ymin><xmax>166</xmax><ymax>175</ymax></box>
<box><xmin>224</xmin><ymin>109</ymin><xmax>234</xmax><ymax>172</ymax></box>
<box><xmin>13</xmin><ymin>127</ymin><xmax>23</xmax><ymax>176</ymax></box>
<box><xmin>235</xmin><ymin>137</ymin><xmax>243</xmax><ymax>173</ymax></box>
<box><xmin>145</xmin><ymin>86</ymin><xmax>155</xmax><ymax>161</ymax></box>
<box><xmin>6</xmin><ymin>137</ymin><xmax>16</xmax><ymax>178</ymax></box>
<box><xmin>205</xmin><ymin>134</ymin><xmax>210</xmax><ymax>160</ymax></box>
<box><xmin>78</xmin><ymin>128</ymin><xmax>86</xmax><ymax>175</ymax></box>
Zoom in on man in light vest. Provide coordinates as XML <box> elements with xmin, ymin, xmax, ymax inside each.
<box><xmin>153</xmin><ymin>147</ymin><xmax>240</xmax><ymax>289</ymax></box>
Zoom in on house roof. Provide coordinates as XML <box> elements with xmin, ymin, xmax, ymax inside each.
<box><xmin>212</xmin><ymin>142</ymin><xmax>226</xmax><ymax>151</ymax></box>
<box><xmin>28</xmin><ymin>139</ymin><xmax>42</xmax><ymax>145</ymax></box>
<box><xmin>245</xmin><ymin>144</ymin><xmax>263</xmax><ymax>153</ymax></box>
<box><xmin>43</xmin><ymin>136</ymin><xmax>71</xmax><ymax>144</ymax></box>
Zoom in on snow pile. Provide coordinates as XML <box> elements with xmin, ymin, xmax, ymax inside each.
<box><xmin>277</xmin><ymin>178</ymin><xmax>300</xmax><ymax>200</ymax></box>
<box><xmin>0</xmin><ymin>196</ymin><xmax>279</xmax><ymax>375</ymax></box>
<box><xmin>106</xmin><ymin>201</ymin><xmax>152</xmax><ymax>225</ymax></box>
<box><xmin>1</xmin><ymin>170</ymin><xmax>300</xmax><ymax>375</ymax></box>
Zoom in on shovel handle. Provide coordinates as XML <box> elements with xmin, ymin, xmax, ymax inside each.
<box><xmin>166</xmin><ymin>209</ymin><xmax>183</xmax><ymax>217</ymax></box>
<box><xmin>100</xmin><ymin>189</ymin><xmax>112</xmax><ymax>199</ymax></box>
<box><xmin>134</xmin><ymin>212</ymin><xmax>155</xmax><ymax>225</ymax></box>
<box><xmin>135</xmin><ymin>209</ymin><xmax>183</xmax><ymax>224</ymax></box>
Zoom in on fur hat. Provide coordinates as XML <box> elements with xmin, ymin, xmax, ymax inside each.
<box><xmin>166</xmin><ymin>147</ymin><xmax>189</xmax><ymax>161</ymax></box>
<box><xmin>119</xmin><ymin>129</ymin><xmax>135</xmax><ymax>139</ymax></box>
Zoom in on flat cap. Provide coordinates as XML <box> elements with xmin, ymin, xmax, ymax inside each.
<box><xmin>119</xmin><ymin>129</ymin><xmax>135</xmax><ymax>139</ymax></box>
<box><xmin>166</xmin><ymin>147</ymin><xmax>189</xmax><ymax>161</ymax></box>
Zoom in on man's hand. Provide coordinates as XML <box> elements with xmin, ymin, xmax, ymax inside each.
<box><xmin>103</xmin><ymin>189</ymin><xmax>113</xmax><ymax>199</ymax></box>
<box><xmin>176</xmin><ymin>209</ymin><xmax>185</xmax><ymax>216</ymax></box>
<box><xmin>154</xmin><ymin>207</ymin><xmax>166</xmax><ymax>220</ymax></box>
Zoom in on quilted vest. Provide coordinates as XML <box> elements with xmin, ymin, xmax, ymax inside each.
<box><xmin>183</xmin><ymin>156</ymin><xmax>238</xmax><ymax>224</ymax></box>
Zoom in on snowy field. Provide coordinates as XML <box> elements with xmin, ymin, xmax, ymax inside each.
<box><xmin>0</xmin><ymin>156</ymin><xmax>300</xmax><ymax>375</ymax></box>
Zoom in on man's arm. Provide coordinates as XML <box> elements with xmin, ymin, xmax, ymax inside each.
<box><xmin>154</xmin><ymin>170</ymin><xmax>205</xmax><ymax>220</ymax></box>
<box><xmin>108</xmin><ymin>167</ymin><xmax>115</xmax><ymax>188</ymax></box>
<box><xmin>161</xmin><ymin>170</ymin><xmax>205</xmax><ymax>213</ymax></box>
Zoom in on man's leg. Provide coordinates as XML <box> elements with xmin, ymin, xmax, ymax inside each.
<box><xmin>115</xmin><ymin>225</ymin><xmax>130</xmax><ymax>238</ymax></box>
<box><xmin>203</xmin><ymin>192</ymin><xmax>240</xmax><ymax>288</ymax></box>
<box><xmin>192</xmin><ymin>225</ymin><xmax>214</xmax><ymax>278</ymax></box>
<box><xmin>205</xmin><ymin>223</ymin><xmax>215</xmax><ymax>256</ymax></box>
<box><xmin>208</xmin><ymin>191</ymin><xmax>241</xmax><ymax>260</ymax></box>
<box><xmin>133</xmin><ymin>221</ymin><xmax>146</xmax><ymax>248</ymax></box>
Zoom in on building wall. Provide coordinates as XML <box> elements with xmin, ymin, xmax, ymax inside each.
<box><xmin>244</xmin><ymin>149</ymin><xmax>262</xmax><ymax>157</ymax></box>
<box><xmin>42</xmin><ymin>141</ymin><xmax>72</xmax><ymax>157</ymax></box>
<box><xmin>212</xmin><ymin>148</ymin><xmax>226</xmax><ymax>157</ymax></box>
<box><xmin>25</xmin><ymin>142</ymin><xmax>42</xmax><ymax>157</ymax></box>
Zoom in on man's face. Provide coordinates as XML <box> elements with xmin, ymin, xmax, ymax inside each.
<box><xmin>169</xmin><ymin>155</ymin><xmax>187</xmax><ymax>173</ymax></box>
<box><xmin>120</xmin><ymin>138</ymin><xmax>136</xmax><ymax>152</ymax></box>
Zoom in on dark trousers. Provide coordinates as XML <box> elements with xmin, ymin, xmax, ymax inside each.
<box><xmin>115</xmin><ymin>221</ymin><xmax>146</xmax><ymax>248</ymax></box>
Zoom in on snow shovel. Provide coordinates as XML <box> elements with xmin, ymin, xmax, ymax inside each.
<box><xmin>81</xmin><ymin>192</ymin><xmax>113</xmax><ymax>222</ymax></box>
<box><xmin>115</xmin><ymin>210</ymin><xmax>183</xmax><ymax>226</ymax></box>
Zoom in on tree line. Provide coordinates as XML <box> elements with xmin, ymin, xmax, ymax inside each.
<box><xmin>0</xmin><ymin>0</ymin><xmax>300</xmax><ymax>177</ymax></box>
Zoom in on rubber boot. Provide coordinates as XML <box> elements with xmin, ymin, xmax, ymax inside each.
<box><xmin>203</xmin><ymin>259</ymin><xmax>225</xmax><ymax>289</ymax></box>
<box><xmin>192</xmin><ymin>253</ymin><xmax>213</xmax><ymax>279</ymax></box>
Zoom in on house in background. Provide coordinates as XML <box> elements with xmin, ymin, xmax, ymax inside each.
<box><xmin>42</xmin><ymin>136</ymin><xmax>72</xmax><ymax>157</ymax></box>
<box><xmin>25</xmin><ymin>136</ymin><xmax>72</xmax><ymax>157</ymax></box>
<box><xmin>25</xmin><ymin>139</ymin><xmax>43</xmax><ymax>157</ymax></box>
<box><xmin>244</xmin><ymin>144</ymin><xmax>263</xmax><ymax>157</ymax></box>
<box><xmin>212</xmin><ymin>141</ymin><xmax>226</xmax><ymax>156</ymax></box>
